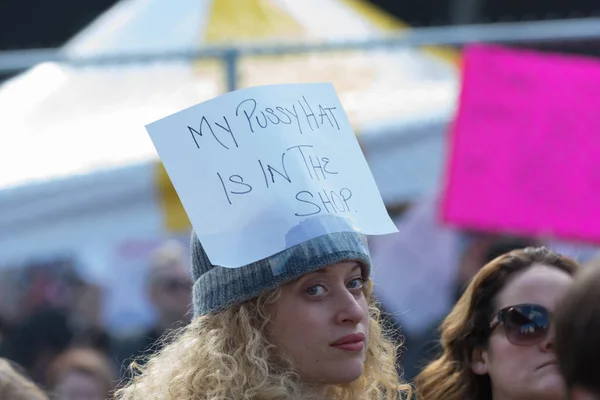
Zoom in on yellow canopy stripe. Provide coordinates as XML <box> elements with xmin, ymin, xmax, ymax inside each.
<box><xmin>155</xmin><ymin>0</ymin><xmax>459</xmax><ymax>232</ymax></box>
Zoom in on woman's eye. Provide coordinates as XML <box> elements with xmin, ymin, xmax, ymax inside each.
<box><xmin>347</xmin><ymin>278</ymin><xmax>364</xmax><ymax>290</ymax></box>
<box><xmin>306</xmin><ymin>285</ymin><xmax>326</xmax><ymax>296</ymax></box>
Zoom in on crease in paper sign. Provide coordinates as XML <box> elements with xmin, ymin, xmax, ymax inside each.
<box><xmin>442</xmin><ymin>44</ymin><xmax>600</xmax><ymax>244</ymax></box>
<box><xmin>145</xmin><ymin>82</ymin><xmax>397</xmax><ymax>268</ymax></box>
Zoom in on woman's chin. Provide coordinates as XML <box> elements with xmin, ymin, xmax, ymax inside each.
<box><xmin>321</xmin><ymin>363</ymin><xmax>364</xmax><ymax>385</ymax></box>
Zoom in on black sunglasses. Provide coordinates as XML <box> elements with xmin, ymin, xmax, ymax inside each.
<box><xmin>489</xmin><ymin>303</ymin><xmax>551</xmax><ymax>346</ymax></box>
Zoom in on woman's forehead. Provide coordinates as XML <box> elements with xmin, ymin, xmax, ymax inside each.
<box><xmin>495</xmin><ymin>264</ymin><xmax>573</xmax><ymax>310</ymax></box>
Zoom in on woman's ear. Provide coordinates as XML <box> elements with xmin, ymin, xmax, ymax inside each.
<box><xmin>471</xmin><ymin>346</ymin><xmax>489</xmax><ymax>375</ymax></box>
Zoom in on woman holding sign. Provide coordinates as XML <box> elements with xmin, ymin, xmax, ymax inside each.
<box><xmin>115</xmin><ymin>218</ymin><xmax>412</xmax><ymax>399</ymax></box>
<box><xmin>415</xmin><ymin>246</ymin><xmax>579</xmax><ymax>400</ymax></box>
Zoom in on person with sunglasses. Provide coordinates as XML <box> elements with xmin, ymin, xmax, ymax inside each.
<box><xmin>415</xmin><ymin>246</ymin><xmax>580</xmax><ymax>400</ymax></box>
<box><xmin>554</xmin><ymin>258</ymin><xmax>600</xmax><ymax>400</ymax></box>
<box><xmin>112</xmin><ymin>240</ymin><xmax>193</xmax><ymax>380</ymax></box>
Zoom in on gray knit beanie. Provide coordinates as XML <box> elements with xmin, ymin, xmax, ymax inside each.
<box><xmin>190</xmin><ymin>218</ymin><xmax>371</xmax><ymax>316</ymax></box>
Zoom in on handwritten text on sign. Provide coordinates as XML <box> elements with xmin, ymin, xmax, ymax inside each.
<box><xmin>146</xmin><ymin>83</ymin><xmax>396</xmax><ymax>267</ymax></box>
<box><xmin>441</xmin><ymin>45</ymin><xmax>600</xmax><ymax>244</ymax></box>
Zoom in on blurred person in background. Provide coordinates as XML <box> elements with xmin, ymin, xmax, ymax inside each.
<box><xmin>415</xmin><ymin>246</ymin><xmax>578</xmax><ymax>400</ymax></box>
<box><xmin>46</xmin><ymin>347</ymin><xmax>115</xmax><ymax>400</ymax></box>
<box><xmin>554</xmin><ymin>258</ymin><xmax>600</xmax><ymax>400</ymax></box>
<box><xmin>0</xmin><ymin>358</ymin><xmax>48</xmax><ymax>400</ymax></box>
<box><xmin>0</xmin><ymin>269</ymin><xmax>20</xmax><ymax>353</ymax></box>
<box><xmin>0</xmin><ymin>306</ymin><xmax>74</xmax><ymax>386</ymax></box>
<box><xmin>68</xmin><ymin>278</ymin><xmax>113</xmax><ymax>356</ymax></box>
<box><xmin>113</xmin><ymin>240</ymin><xmax>192</xmax><ymax>377</ymax></box>
<box><xmin>0</xmin><ymin>257</ymin><xmax>115</xmax><ymax>388</ymax></box>
<box><xmin>400</xmin><ymin>234</ymin><xmax>539</xmax><ymax>380</ymax></box>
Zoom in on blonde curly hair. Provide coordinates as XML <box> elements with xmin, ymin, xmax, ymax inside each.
<box><xmin>0</xmin><ymin>358</ymin><xmax>48</xmax><ymax>400</ymax></box>
<box><xmin>115</xmin><ymin>279</ymin><xmax>412</xmax><ymax>399</ymax></box>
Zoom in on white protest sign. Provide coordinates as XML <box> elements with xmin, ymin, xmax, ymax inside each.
<box><xmin>145</xmin><ymin>83</ymin><xmax>397</xmax><ymax>267</ymax></box>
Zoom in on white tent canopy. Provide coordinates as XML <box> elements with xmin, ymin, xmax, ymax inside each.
<box><xmin>0</xmin><ymin>0</ymin><xmax>458</xmax><ymax>197</ymax></box>
<box><xmin>0</xmin><ymin>0</ymin><xmax>460</xmax><ymax>334</ymax></box>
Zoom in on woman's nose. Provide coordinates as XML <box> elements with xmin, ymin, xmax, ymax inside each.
<box><xmin>540</xmin><ymin>326</ymin><xmax>556</xmax><ymax>352</ymax></box>
<box><xmin>334</xmin><ymin>290</ymin><xmax>366</xmax><ymax>325</ymax></box>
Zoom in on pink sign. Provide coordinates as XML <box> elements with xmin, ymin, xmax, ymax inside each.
<box><xmin>442</xmin><ymin>44</ymin><xmax>600</xmax><ymax>244</ymax></box>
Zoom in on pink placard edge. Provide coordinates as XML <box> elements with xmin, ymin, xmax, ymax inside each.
<box><xmin>439</xmin><ymin>44</ymin><xmax>480</xmax><ymax>231</ymax></box>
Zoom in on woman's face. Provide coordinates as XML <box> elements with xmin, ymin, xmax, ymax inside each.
<box><xmin>53</xmin><ymin>371</ymin><xmax>106</xmax><ymax>400</ymax></box>
<box><xmin>472</xmin><ymin>264</ymin><xmax>573</xmax><ymax>400</ymax></box>
<box><xmin>267</xmin><ymin>261</ymin><xmax>369</xmax><ymax>386</ymax></box>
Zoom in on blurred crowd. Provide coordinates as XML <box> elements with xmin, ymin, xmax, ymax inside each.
<box><xmin>0</xmin><ymin>240</ymin><xmax>193</xmax><ymax>399</ymax></box>
<box><xmin>3</xmin><ymin>217</ymin><xmax>596</xmax><ymax>399</ymax></box>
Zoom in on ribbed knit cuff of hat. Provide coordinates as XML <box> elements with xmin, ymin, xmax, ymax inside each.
<box><xmin>190</xmin><ymin>231</ymin><xmax>371</xmax><ymax>316</ymax></box>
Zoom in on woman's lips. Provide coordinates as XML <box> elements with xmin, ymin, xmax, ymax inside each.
<box><xmin>330</xmin><ymin>333</ymin><xmax>365</xmax><ymax>351</ymax></box>
<box><xmin>332</xmin><ymin>341</ymin><xmax>365</xmax><ymax>351</ymax></box>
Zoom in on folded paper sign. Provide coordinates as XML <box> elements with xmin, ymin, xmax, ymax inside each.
<box><xmin>146</xmin><ymin>83</ymin><xmax>397</xmax><ymax>267</ymax></box>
